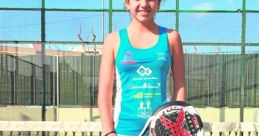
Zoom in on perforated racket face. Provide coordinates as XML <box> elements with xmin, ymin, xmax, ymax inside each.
<box><xmin>148</xmin><ymin>103</ymin><xmax>203</xmax><ymax>136</ymax></box>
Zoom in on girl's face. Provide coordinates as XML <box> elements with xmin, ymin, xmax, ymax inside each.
<box><xmin>125</xmin><ymin>0</ymin><xmax>159</xmax><ymax>23</ymax></box>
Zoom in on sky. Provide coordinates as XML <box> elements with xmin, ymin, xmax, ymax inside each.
<box><xmin>0</xmin><ymin>0</ymin><xmax>258</xmax><ymax>54</ymax></box>
<box><xmin>0</xmin><ymin>0</ymin><xmax>258</xmax><ymax>10</ymax></box>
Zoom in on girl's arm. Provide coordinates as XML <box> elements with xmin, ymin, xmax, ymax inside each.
<box><xmin>168</xmin><ymin>29</ymin><xmax>187</xmax><ymax>101</ymax></box>
<box><xmin>98</xmin><ymin>32</ymin><xmax>118</xmax><ymax>136</ymax></box>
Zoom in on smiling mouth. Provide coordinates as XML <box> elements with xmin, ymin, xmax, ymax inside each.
<box><xmin>138</xmin><ymin>10</ymin><xmax>150</xmax><ymax>12</ymax></box>
<box><xmin>138</xmin><ymin>10</ymin><xmax>150</xmax><ymax>15</ymax></box>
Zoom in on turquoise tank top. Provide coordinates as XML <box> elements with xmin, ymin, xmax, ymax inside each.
<box><xmin>114</xmin><ymin>26</ymin><xmax>172</xmax><ymax>135</ymax></box>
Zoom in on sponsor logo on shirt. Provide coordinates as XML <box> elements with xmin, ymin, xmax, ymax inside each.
<box><xmin>121</xmin><ymin>51</ymin><xmax>136</xmax><ymax>64</ymax></box>
<box><xmin>156</xmin><ymin>52</ymin><xmax>167</xmax><ymax>61</ymax></box>
<box><xmin>137</xmin><ymin>65</ymin><xmax>152</xmax><ymax>77</ymax></box>
<box><xmin>137</xmin><ymin>100</ymin><xmax>152</xmax><ymax>118</ymax></box>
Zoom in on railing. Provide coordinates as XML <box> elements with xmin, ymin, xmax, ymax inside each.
<box><xmin>0</xmin><ymin>121</ymin><xmax>101</xmax><ymax>136</ymax></box>
<box><xmin>0</xmin><ymin>121</ymin><xmax>258</xmax><ymax>136</ymax></box>
<box><xmin>203</xmin><ymin>122</ymin><xmax>259</xmax><ymax>136</ymax></box>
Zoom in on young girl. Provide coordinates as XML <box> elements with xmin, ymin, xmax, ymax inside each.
<box><xmin>98</xmin><ymin>0</ymin><xmax>187</xmax><ymax>135</ymax></box>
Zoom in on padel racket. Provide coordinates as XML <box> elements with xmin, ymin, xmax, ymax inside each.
<box><xmin>139</xmin><ymin>101</ymin><xmax>203</xmax><ymax>136</ymax></box>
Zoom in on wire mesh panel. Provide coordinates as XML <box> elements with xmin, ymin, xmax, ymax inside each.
<box><xmin>0</xmin><ymin>52</ymin><xmax>53</xmax><ymax>106</ymax></box>
<box><xmin>45</xmin><ymin>0</ymin><xmax>108</xmax><ymax>10</ymax></box>
<box><xmin>0</xmin><ymin>10</ymin><xmax>41</xmax><ymax>41</ymax></box>
<box><xmin>0</xmin><ymin>0</ymin><xmax>41</xmax><ymax>8</ymax></box>
<box><xmin>245</xmin><ymin>51</ymin><xmax>259</xmax><ymax>107</ymax></box>
<box><xmin>0</xmin><ymin>54</ymin><xmax>13</xmax><ymax>105</ymax></box>
<box><xmin>184</xmin><ymin>50</ymin><xmax>259</xmax><ymax>108</ymax></box>
<box><xmin>180</xmin><ymin>13</ymin><xmax>242</xmax><ymax>43</ymax></box>
<box><xmin>46</xmin><ymin>11</ymin><xmax>109</xmax><ymax>42</ymax></box>
<box><xmin>246</xmin><ymin>13</ymin><xmax>259</xmax><ymax>43</ymax></box>
<box><xmin>59</xmin><ymin>54</ymin><xmax>100</xmax><ymax>106</ymax></box>
<box><xmin>179</xmin><ymin>0</ymin><xmax>243</xmax><ymax>10</ymax></box>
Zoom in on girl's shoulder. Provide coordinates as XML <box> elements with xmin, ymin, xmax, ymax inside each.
<box><xmin>103</xmin><ymin>31</ymin><xmax>119</xmax><ymax>48</ymax></box>
<box><xmin>159</xmin><ymin>26</ymin><xmax>181</xmax><ymax>41</ymax></box>
<box><xmin>167</xmin><ymin>28</ymin><xmax>180</xmax><ymax>39</ymax></box>
<box><xmin>167</xmin><ymin>28</ymin><xmax>182</xmax><ymax>44</ymax></box>
<box><xmin>104</xmin><ymin>31</ymin><xmax>119</xmax><ymax>44</ymax></box>
<box><xmin>166</xmin><ymin>28</ymin><xmax>183</xmax><ymax>52</ymax></box>
<box><xmin>103</xmin><ymin>31</ymin><xmax>120</xmax><ymax>57</ymax></box>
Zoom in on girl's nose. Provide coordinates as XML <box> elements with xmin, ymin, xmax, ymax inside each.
<box><xmin>139</xmin><ymin>0</ymin><xmax>148</xmax><ymax>7</ymax></box>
